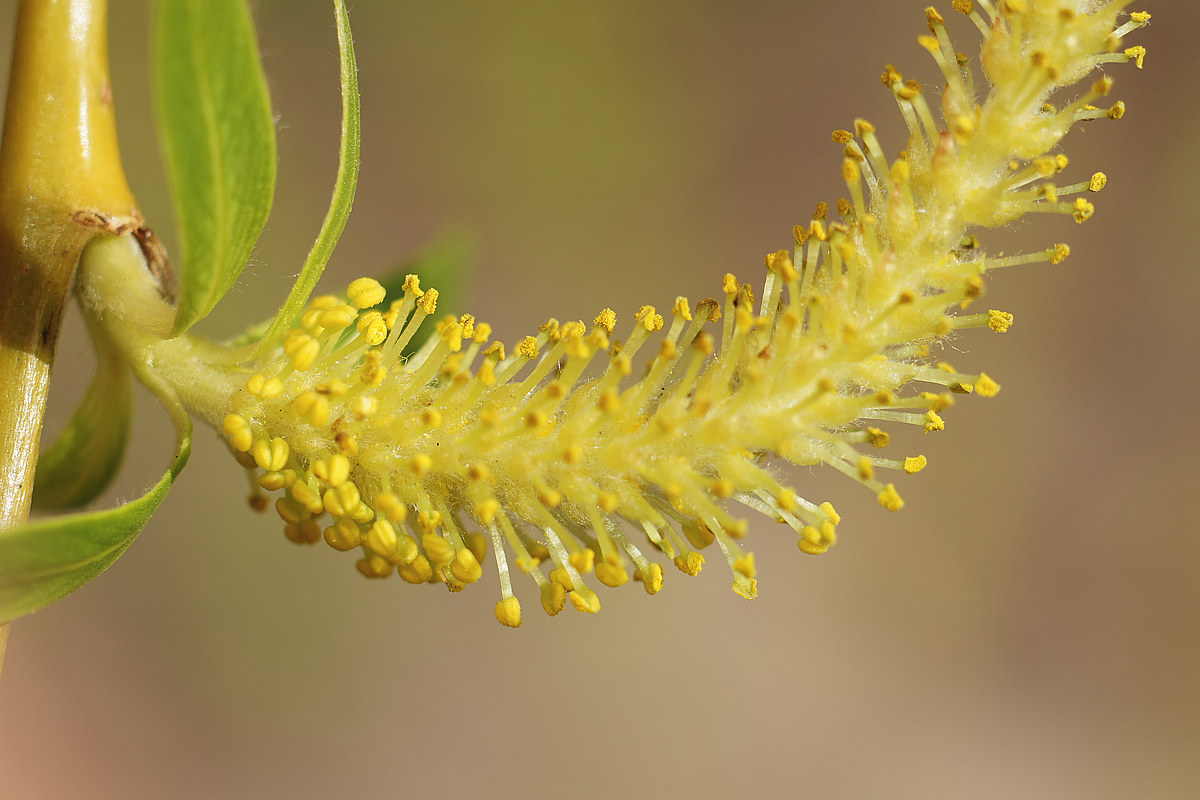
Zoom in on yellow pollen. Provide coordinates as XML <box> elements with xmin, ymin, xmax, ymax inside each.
<box><xmin>373</xmin><ymin>492</ymin><xmax>407</xmax><ymax>522</ymax></box>
<box><xmin>975</xmin><ymin>373</ymin><xmax>1000</xmax><ymax>397</ymax></box>
<box><xmin>293</xmin><ymin>391</ymin><xmax>330</xmax><ymax>426</ymax></box>
<box><xmin>568</xmin><ymin>549</ymin><xmax>595</xmax><ymax>574</ymax></box>
<box><xmin>398</xmin><ymin>555</ymin><xmax>433</xmax><ymax>584</ymax></box>
<box><xmin>259</xmin><ymin>470</ymin><xmax>294</xmax><ymax>492</ymax></box>
<box><xmin>356</xmin><ymin>311</ymin><xmax>388</xmax><ymax>345</ymax></box>
<box><xmin>672</xmin><ymin>296</ymin><xmax>692</xmax><ymax>320</ymax></box>
<box><xmin>904</xmin><ymin>455</ymin><xmax>928</xmax><ymax>474</ymax></box>
<box><xmin>569</xmin><ymin>589</ymin><xmax>601</xmax><ymax>614</ymax></box>
<box><xmin>595</xmin><ymin>556</ymin><xmax>628</xmax><ymax>588</ymax></box>
<box><xmin>495</xmin><ymin>597</ymin><xmax>522</xmax><ymax>628</ymax></box>
<box><xmin>289</xmin><ymin>482</ymin><xmax>323</xmax><ymax>516</ymax></box>
<box><xmin>798</xmin><ymin>539</ymin><xmax>828</xmax><ymax>556</ymax></box>
<box><xmin>308</xmin><ymin>294</ymin><xmax>338</xmax><ymax>311</ymax></box>
<box><xmin>517</xmin><ymin>336</ymin><xmax>538</xmax><ymax>359</ymax></box>
<box><xmin>548</xmin><ymin>566</ymin><xmax>574</xmax><ymax>590</ymax></box>
<box><xmin>318</xmin><ymin>304</ymin><xmax>357</xmax><ymax>331</ymax></box>
<box><xmin>1123</xmin><ymin>45</ymin><xmax>1145</xmax><ymax>68</ymax></box>
<box><xmin>355</xmin><ymin>554</ymin><xmax>392</xmax><ymax>578</ymax></box>
<box><xmin>313</xmin><ymin>453</ymin><xmax>351</xmax><ymax>486</ymax></box>
<box><xmin>477</xmin><ymin>499</ymin><xmax>500</xmax><ymax>524</ymax></box>
<box><xmin>252</xmin><ymin>437</ymin><xmax>289</xmax><ymax>472</ymax></box>
<box><xmin>417</xmin><ymin>510</ymin><xmax>442</xmax><ymax>534</ymax></box>
<box><xmin>360</xmin><ymin>351</ymin><xmax>386</xmax><ymax>387</ymax></box>
<box><xmin>673</xmin><ymin>552</ymin><xmax>704</xmax><ymax>576</ymax></box>
<box><xmin>593</xmin><ymin>308</ymin><xmax>617</xmax><ymax>333</ymax></box>
<box><xmin>856</xmin><ymin>457</ymin><xmax>874</xmax><ymax>480</ymax></box>
<box><xmin>450</xmin><ymin>549</ymin><xmax>483</xmax><ymax>583</ymax></box>
<box><xmin>291</xmin><ymin>339</ymin><xmax>321</xmax><ymax>370</ymax></box>
<box><xmin>366</xmin><ymin>519</ymin><xmax>399</xmax><ymax>558</ymax></box>
<box><xmin>732</xmin><ymin>576</ymin><xmax>757</xmax><ymax>600</ymax></box>
<box><xmin>643</xmin><ymin>563</ymin><xmax>664</xmax><ymax>595</ymax></box>
<box><xmin>540</xmin><ymin>583</ymin><xmax>566</xmax><ymax>616</ymax></box>
<box><xmin>987</xmin><ymin>309</ymin><xmax>1014</xmax><ymax>333</ymax></box>
<box><xmin>223</xmin><ymin>414</ymin><xmax>253</xmax><ymax>452</ymax></box>
<box><xmin>842</xmin><ymin>158</ymin><xmax>860</xmax><ymax>184</ymax></box>
<box><xmin>877</xmin><ymin>484</ymin><xmax>905</xmax><ymax>512</ymax></box>
<box><xmin>323</xmin><ymin>481</ymin><xmax>363</xmax><ymax>518</ymax></box>
<box><xmin>421</xmin><ymin>532</ymin><xmax>454</xmax><ymax>564</ymax></box>
<box><xmin>275</xmin><ymin>497</ymin><xmax>305</xmax><ymax>525</ymax></box>
<box><xmin>1073</xmin><ymin>198</ymin><xmax>1095</xmax><ymax>223</ymax></box>
<box><xmin>245</xmin><ymin>373</ymin><xmax>283</xmax><ymax>399</ymax></box>
<box><xmin>324</xmin><ymin>517</ymin><xmax>362</xmax><ymax>551</ymax></box>
<box><xmin>347</xmin><ymin>277</ymin><xmax>386</xmax><ymax>309</ymax></box>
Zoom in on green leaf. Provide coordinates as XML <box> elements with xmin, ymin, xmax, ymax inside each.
<box><xmin>247</xmin><ymin>0</ymin><xmax>360</xmax><ymax>360</ymax></box>
<box><xmin>155</xmin><ymin>0</ymin><xmax>277</xmax><ymax>335</ymax></box>
<box><xmin>32</xmin><ymin>316</ymin><xmax>133</xmax><ymax>510</ymax></box>
<box><xmin>0</xmin><ymin>415</ymin><xmax>191</xmax><ymax>623</ymax></box>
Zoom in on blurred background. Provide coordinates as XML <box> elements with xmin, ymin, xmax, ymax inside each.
<box><xmin>2</xmin><ymin>1</ymin><xmax>1196</xmax><ymax>798</ymax></box>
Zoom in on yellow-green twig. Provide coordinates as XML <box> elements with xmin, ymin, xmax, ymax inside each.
<box><xmin>0</xmin><ymin>0</ymin><xmax>139</xmax><ymax>677</ymax></box>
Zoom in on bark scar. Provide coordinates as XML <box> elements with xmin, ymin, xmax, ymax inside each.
<box><xmin>71</xmin><ymin>209</ymin><xmax>177</xmax><ymax>304</ymax></box>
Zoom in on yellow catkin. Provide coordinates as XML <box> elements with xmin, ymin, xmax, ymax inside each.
<box><xmin>158</xmin><ymin>2</ymin><xmax>1147</xmax><ymax>628</ymax></box>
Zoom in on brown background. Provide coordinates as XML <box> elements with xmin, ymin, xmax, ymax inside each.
<box><xmin>1</xmin><ymin>1</ymin><xmax>1196</xmax><ymax>798</ymax></box>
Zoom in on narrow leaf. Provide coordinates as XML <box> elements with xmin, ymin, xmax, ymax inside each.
<box><xmin>0</xmin><ymin>416</ymin><xmax>191</xmax><ymax>623</ymax></box>
<box><xmin>32</xmin><ymin>318</ymin><xmax>133</xmax><ymax>510</ymax></box>
<box><xmin>156</xmin><ymin>0</ymin><xmax>277</xmax><ymax>335</ymax></box>
<box><xmin>247</xmin><ymin>0</ymin><xmax>360</xmax><ymax>360</ymax></box>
